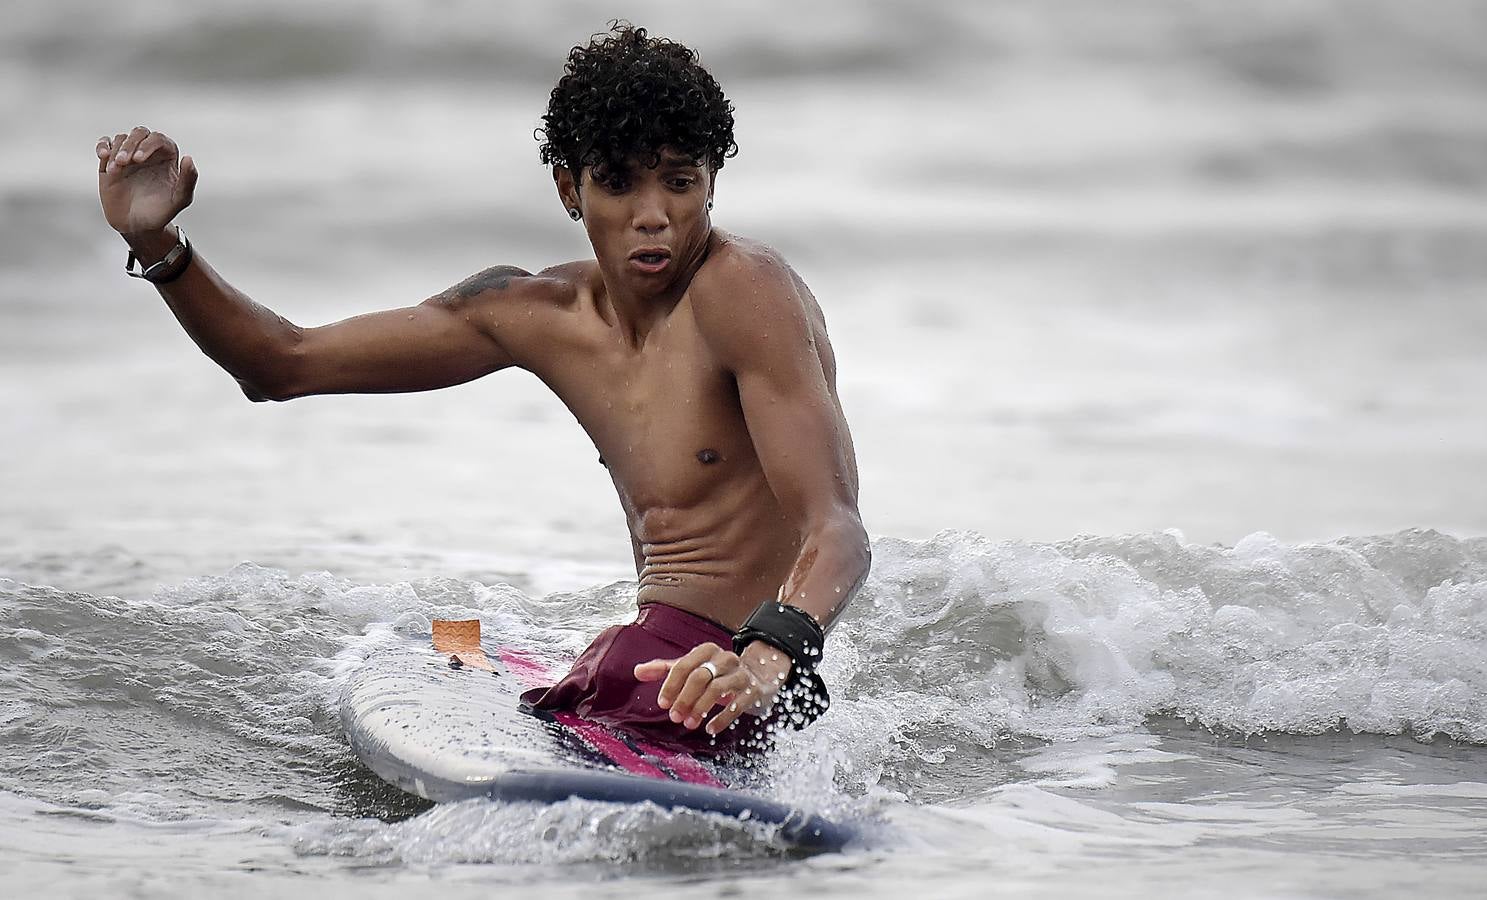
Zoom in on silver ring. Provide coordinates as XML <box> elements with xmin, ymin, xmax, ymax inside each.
<box><xmin>698</xmin><ymin>660</ymin><xmax>721</xmax><ymax>680</ymax></box>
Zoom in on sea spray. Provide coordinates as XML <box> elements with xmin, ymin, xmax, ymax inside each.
<box><xmin>3</xmin><ymin>527</ymin><xmax>1486</xmax><ymax>866</ymax></box>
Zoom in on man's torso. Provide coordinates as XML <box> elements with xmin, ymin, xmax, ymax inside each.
<box><xmin>466</xmin><ymin>232</ymin><xmax>852</xmax><ymax>629</ymax></box>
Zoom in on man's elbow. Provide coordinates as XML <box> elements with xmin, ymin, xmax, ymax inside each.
<box><xmin>815</xmin><ymin>515</ymin><xmax>871</xmax><ymax>619</ymax></box>
<box><xmin>237</xmin><ymin>377</ymin><xmax>294</xmax><ymax>403</ymax></box>
<box><xmin>234</xmin><ymin>363</ymin><xmax>303</xmax><ymax>402</ymax></box>
<box><xmin>234</xmin><ymin>337</ymin><xmax>308</xmax><ymax>402</ymax></box>
<box><xmin>849</xmin><ymin>522</ymin><xmax>872</xmax><ymax>578</ymax></box>
<box><xmin>814</xmin><ymin>512</ymin><xmax>871</xmax><ymax>574</ymax></box>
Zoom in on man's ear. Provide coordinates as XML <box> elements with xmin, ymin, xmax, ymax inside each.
<box><xmin>554</xmin><ymin>165</ymin><xmax>581</xmax><ymax>214</ymax></box>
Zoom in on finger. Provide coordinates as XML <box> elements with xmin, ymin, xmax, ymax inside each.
<box><xmin>97</xmin><ymin>137</ymin><xmax>112</xmax><ymax>173</ymax></box>
<box><xmin>133</xmin><ymin>131</ymin><xmax>171</xmax><ymax>164</ymax></box>
<box><xmin>686</xmin><ymin>671</ymin><xmax>748</xmax><ymax>731</ymax></box>
<box><xmin>656</xmin><ymin>642</ymin><xmax>719</xmax><ymax>709</ymax></box>
<box><xmin>632</xmin><ymin>658</ymin><xmax>674</xmax><ymax>682</ymax></box>
<box><xmin>105</xmin><ymin>133</ymin><xmax>127</xmax><ymax>173</ymax></box>
<box><xmin>705</xmin><ymin>682</ymin><xmax>761</xmax><ymax>735</ymax></box>
<box><xmin>115</xmin><ymin>126</ymin><xmax>151</xmax><ymax>167</ymax></box>
<box><xmin>668</xmin><ymin>665</ymin><xmax>722</xmax><ymax>724</ymax></box>
<box><xmin>174</xmin><ymin>154</ymin><xmax>199</xmax><ymax>207</ymax></box>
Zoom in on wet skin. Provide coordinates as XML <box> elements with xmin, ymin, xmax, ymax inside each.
<box><xmin>97</xmin><ymin>127</ymin><xmax>870</xmax><ymax>736</ymax></box>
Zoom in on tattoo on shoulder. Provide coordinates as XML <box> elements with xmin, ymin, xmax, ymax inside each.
<box><xmin>450</xmin><ymin>265</ymin><xmax>531</xmax><ymax>300</ymax></box>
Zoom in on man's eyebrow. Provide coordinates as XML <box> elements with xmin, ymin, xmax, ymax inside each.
<box><xmin>656</xmin><ymin>155</ymin><xmax>703</xmax><ymax>169</ymax></box>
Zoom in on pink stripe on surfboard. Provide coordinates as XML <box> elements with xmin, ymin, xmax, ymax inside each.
<box><xmin>645</xmin><ymin>747</ymin><xmax>724</xmax><ymax>786</ymax></box>
<box><xmin>498</xmin><ymin>645</ymin><xmax>724</xmax><ymax>787</ymax></box>
<box><xmin>552</xmin><ymin>712</ymin><xmax>673</xmax><ymax>780</ymax></box>
<box><xmin>498</xmin><ymin>647</ymin><xmax>556</xmax><ymax>688</ymax></box>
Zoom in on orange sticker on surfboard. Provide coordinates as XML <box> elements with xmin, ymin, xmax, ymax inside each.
<box><xmin>432</xmin><ymin>619</ymin><xmax>495</xmax><ymax>672</ymax></box>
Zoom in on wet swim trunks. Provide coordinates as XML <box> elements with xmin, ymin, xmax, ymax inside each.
<box><xmin>520</xmin><ymin>603</ymin><xmax>771</xmax><ymax>755</ymax></box>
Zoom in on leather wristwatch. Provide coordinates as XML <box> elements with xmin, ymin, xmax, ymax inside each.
<box><xmin>124</xmin><ymin>228</ymin><xmax>192</xmax><ymax>283</ymax></box>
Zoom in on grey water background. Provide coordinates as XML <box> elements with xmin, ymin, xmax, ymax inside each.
<box><xmin>3</xmin><ymin>0</ymin><xmax>1487</xmax><ymax>897</ymax></box>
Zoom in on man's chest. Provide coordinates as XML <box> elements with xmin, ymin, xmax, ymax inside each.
<box><xmin>526</xmin><ymin>313</ymin><xmax>758</xmax><ymax>512</ymax></box>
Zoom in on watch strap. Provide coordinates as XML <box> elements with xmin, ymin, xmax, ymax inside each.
<box><xmin>125</xmin><ymin>228</ymin><xmax>192</xmax><ymax>283</ymax></box>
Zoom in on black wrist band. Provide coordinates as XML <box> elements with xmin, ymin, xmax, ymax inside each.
<box><xmin>125</xmin><ymin>228</ymin><xmax>192</xmax><ymax>284</ymax></box>
<box><xmin>733</xmin><ymin>602</ymin><xmax>825</xmax><ymax>670</ymax></box>
<box><xmin>150</xmin><ymin>238</ymin><xmax>194</xmax><ymax>284</ymax></box>
<box><xmin>733</xmin><ymin>601</ymin><xmax>831</xmax><ymax>728</ymax></box>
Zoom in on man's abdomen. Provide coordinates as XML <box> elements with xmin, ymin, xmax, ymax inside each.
<box><xmin>630</xmin><ymin>480</ymin><xmax>801</xmax><ymax>631</ymax></box>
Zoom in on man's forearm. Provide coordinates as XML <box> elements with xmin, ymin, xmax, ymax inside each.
<box><xmin>774</xmin><ymin>516</ymin><xmax>872</xmax><ymax>632</ymax></box>
<box><xmin>730</xmin><ymin>518</ymin><xmax>868</xmax><ymax>709</ymax></box>
<box><xmin>125</xmin><ymin>226</ymin><xmax>302</xmax><ymax>400</ymax></box>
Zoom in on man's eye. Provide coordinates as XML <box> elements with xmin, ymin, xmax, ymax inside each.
<box><xmin>670</xmin><ymin>178</ymin><xmax>695</xmax><ymax>189</ymax></box>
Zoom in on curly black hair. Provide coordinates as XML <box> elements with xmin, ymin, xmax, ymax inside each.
<box><xmin>538</xmin><ymin>23</ymin><xmax>737</xmax><ymax>182</ymax></box>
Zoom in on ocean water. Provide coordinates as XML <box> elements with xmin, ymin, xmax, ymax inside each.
<box><xmin>4</xmin><ymin>0</ymin><xmax>1487</xmax><ymax>897</ymax></box>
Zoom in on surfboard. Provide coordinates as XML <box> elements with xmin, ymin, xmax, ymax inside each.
<box><xmin>339</xmin><ymin>619</ymin><xmax>854</xmax><ymax>851</ymax></box>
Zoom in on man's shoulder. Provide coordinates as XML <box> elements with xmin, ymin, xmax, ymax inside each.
<box><xmin>432</xmin><ymin>260</ymin><xmax>595</xmax><ymax>312</ymax></box>
<box><xmin>690</xmin><ymin>232</ymin><xmax>807</xmax><ymax>320</ymax></box>
<box><xmin>693</xmin><ymin>231</ymin><xmax>797</xmax><ymax>295</ymax></box>
<box><xmin>689</xmin><ymin>231</ymin><xmax>815</xmax><ymax>364</ymax></box>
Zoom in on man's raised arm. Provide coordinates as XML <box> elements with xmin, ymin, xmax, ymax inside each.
<box><xmin>97</xmin><ymin>127</ymin><xmax>519</xmax><ymax>402</ymax></box>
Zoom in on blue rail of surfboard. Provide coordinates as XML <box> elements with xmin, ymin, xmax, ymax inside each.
<box><xmin>485</xmin><ymin>768</ymin><xmax>856</xmax><ymax>852</ymax></box>
<box><xmin>345</xmin><ymin>715</ymin><xmax>856</xmax><ymax>850</ymax></box>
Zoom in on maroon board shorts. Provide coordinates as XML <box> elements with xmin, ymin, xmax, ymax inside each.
<box><xmin>519</xmin><ymin>603</ymin><xmax>771</xmax><ymax>756</ymax></box>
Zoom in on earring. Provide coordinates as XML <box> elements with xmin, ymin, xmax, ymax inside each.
<box><xmin>568</xmin><ymin>207</ymin><xmax>582</xmax><ymax>221</ymax></box>
<box><xmin>706</xmin><ymin>199</ymin><xmax>714</xmax><ymax>211</ymax></box>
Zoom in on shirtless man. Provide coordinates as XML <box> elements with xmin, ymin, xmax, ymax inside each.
<box><xmin>95</xmin><ymin>24</ymin><xmax>869</xmax><ymax>754</ymax></box>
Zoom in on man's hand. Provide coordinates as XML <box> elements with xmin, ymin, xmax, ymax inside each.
<box><xmin>97</xmin><ymin>126</ymin><xmax>199</xmax><ymax>236</ymax></box>
<box><xmin>634</xmin><ymin>641</ymin><xmax>793</xmax><ymax>737</ymax></box>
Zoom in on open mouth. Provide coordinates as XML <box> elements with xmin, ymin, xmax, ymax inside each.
<box><xmin>629</xmin><ymin>248</ymin><xmax>672</xmax><ymax>273</ymax></box>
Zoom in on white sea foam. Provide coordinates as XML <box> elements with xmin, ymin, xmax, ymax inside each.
<box><xmin>5</xmin><ymin>530</ymin><xmax>1487</xmax><ymax>882</ymax></box>
<box><xmin>816</xmin><ymin>528</ymin><xmax>1487</xmax><ymax>757</ymax></box>
<box><xmin>4</xmin><ymin>528</ymin><xmax>1480</xmax><ymax>837</ymax></box>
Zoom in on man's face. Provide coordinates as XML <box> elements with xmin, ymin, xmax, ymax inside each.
<box><xmin>558</xmin><ymin>149</ymin><xmax>714</xmax><ymax>295</ymax></box>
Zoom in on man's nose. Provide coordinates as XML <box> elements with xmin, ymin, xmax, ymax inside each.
<box><xmin>631</xmin><ymin>187</ymin><xmax>669</xmax><ymax>232</ymax></box>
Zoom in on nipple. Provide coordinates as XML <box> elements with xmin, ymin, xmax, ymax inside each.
<box><xmin>697</xmin><ymin>448</ymin><xmax>721</xmax><ymax>465</ymax></box>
